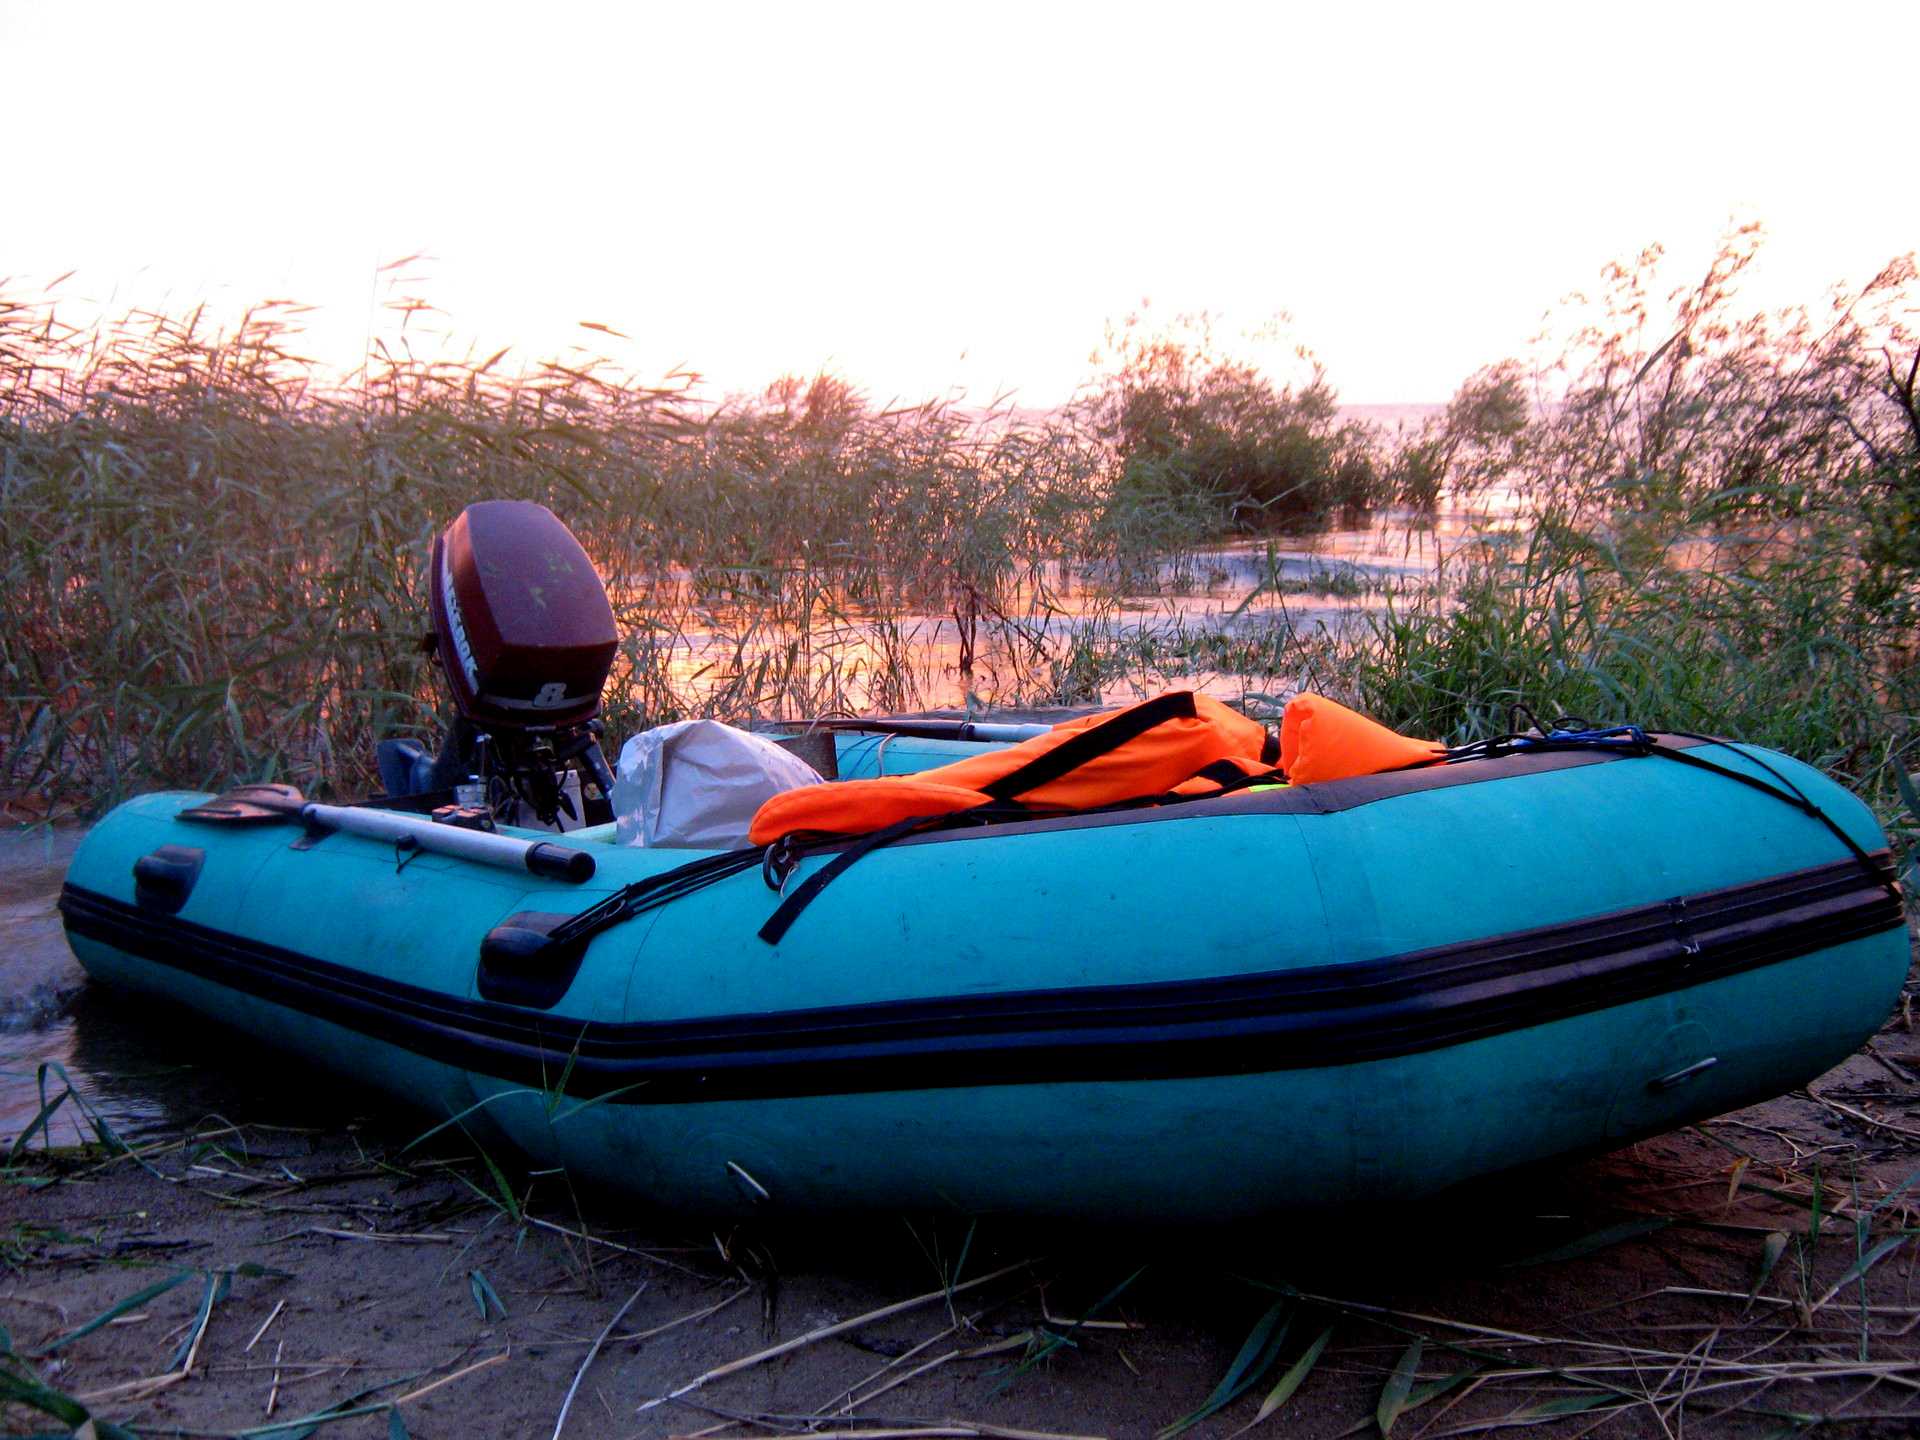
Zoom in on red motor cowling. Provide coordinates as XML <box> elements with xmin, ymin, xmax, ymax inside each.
<box><xmin>428</xmin><ymin>500</ymin><xmax>617</xmax><ymax>731</ymax></box>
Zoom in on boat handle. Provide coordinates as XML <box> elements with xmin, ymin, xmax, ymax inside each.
<box><xmin>133</xmin><ymin>845</ymin><xmax>205</xmax><ymax>915</ymax></box>
<box><xmin>1648</xmin><ymin>1056</ymin><xmax>1719</xmax><ymax>1092</ymax></box>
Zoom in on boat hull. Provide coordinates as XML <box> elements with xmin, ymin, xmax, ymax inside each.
<box><xmin>60</xmin><ymin>738</ymin><xmax>1910</xmax><ymax>1220</ymax></box>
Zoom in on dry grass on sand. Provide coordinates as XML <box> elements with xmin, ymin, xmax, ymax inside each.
<box><xmin>6</xmin><ymin>958</ymin><xmax>1920</xmax><ymax>1440</ymax></box>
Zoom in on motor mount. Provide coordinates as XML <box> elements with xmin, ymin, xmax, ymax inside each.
<box><xmin>379</xmin><ymin>500</ymin><xmax>619</xmax><ymax>828</ymax></box>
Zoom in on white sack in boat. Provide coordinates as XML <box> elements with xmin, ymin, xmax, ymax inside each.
<box><xmin>612</xmin><ymin>720</ymin><xmax>821</xmax><ymax>849</ymax></box>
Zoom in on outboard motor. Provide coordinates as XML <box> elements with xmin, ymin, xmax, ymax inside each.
<box><xmin>378</xmin><ymin>500</ymin><xmax>619</xmax><ymax>828</ymax></box>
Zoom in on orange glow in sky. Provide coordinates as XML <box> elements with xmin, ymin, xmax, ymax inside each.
<box><xmin>5</xmin><ymin>1</ymin><xmax>1914</xmax><ymax>404</ymax></box>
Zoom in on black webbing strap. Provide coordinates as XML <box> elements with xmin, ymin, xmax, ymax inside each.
<box><xmin>1189</xmin><ymin>759</ymin><xmax>1252</xmax><ymax>788</ymax></box>
<box><xmin>757</xmin><ymin>809</ymin><xmax>1016</xmax><ymax>945</ymax></box>
<box><xmin>758</xmin><ymin>699</ymin><xmax>1296</xmax><ymax>944</ymax></box>
<box><xmin>978</xmin><ymin>690</ymin><xmax>1197</xmax><ymax>801</ymax></box>
<box><xmin>550</xmin><ymin>845</ymin><xmax>768</xmax><ymax>950</ymax></box>
<box><xmin>757</xmin><ymin>694</ymin><xmax>1218</xmax><ymax>944</ymax></box>
<box><xmin>1177</xmin><ymin>758</ymin><xmax>1286</xmax><ymax>797</ymax></box>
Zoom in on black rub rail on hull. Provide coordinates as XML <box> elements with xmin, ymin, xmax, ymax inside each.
<box><xmin>58</xmin><ymin>852</ymin><xmax>1902</xmax><ymax>1105</ymax></box>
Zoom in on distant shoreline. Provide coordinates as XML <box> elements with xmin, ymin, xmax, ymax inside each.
<box><xmin>1337</xmin><ymin>402</ymin><xmax>1444</xmax><ymax>428</ymax></box>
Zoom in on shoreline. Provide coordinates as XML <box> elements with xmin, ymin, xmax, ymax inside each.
<box><xmin>5</xmin><ymin>932</ymin><xmax>1918</xmax><ymax>1436</ymax></box>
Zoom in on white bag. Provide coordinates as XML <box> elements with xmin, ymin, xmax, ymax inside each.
<box><xmin>612</xmin><ymin>720</ymin><xmax>822</xmax><ymax>849</ymax></box>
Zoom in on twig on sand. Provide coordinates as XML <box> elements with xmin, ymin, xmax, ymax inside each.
<box><xmin>76</xmin><ymin>1371</ymin><xmax>188</xmax><ymax>1404</ymax></box>
<box><xmin>268</xmin><ymin>1225</ymin><xmax>455</xmax><ymax>1244</ymax></box>
<box><xmin>180</xmin><ymin>1284</ymin><xmax>217</xmax><ymax>1374</ymax></box>
<box><xmin>267</xmin><ymin>1338</ymin><xmax>283</xmax><ymax>1416</ymax></box>
<box><xmin>252</xmin><ymin>1349</ymin><xmax>507</xmax><ymax>1426</ymax></box>
<box><xmin>1807</xmin><ymin>1090</ymin><xmax>1920</xmax><ymax>1145</ymax></box>
<box><xmin>554</xmin><ymin>1283</ymin><xmax>647</xmax><ymax>1440</ymax></box>
<box><xmin>815</xmin><ymin>1312</ymin><xmax>1031</xmax><ymax>1418</ymax></box>
<box><xmin>838</xmin><ymin>1349</ymin><xmax>963</xmax><ymax>1416</ymax></box>
<box><xmin>77</xmin><ymin>1269</ymin><xmax>225</xmax><ymax>1404</ymax></box>
<box><xmin>525</xmin><ymin>1215</ymin><xmax>707</xmax><ymax>1277</ymax></box>
<box><xmin>1659</xmin><ymin>1284</ymin><xmax>1920</xmax><ymax>1318</ymax></box>
<box><xmin>638</xmin><ymin>1259</ymin><xmax>1036</xmax><ymax>1413</ymax></box>
<box><xmin>247</xmin><ymin>1298</ymin><xmax>287</xmax><ymax>1352</ymax></box>
<box><xmin>387</xmin><ymin>1347</ymin><xmax>511</xmax><ymax>1406</ymax></box>
<box><xmin>538</xmin><ymin>1284</ymin><xmax>750</xmax><ymax>1347</ymax></box>
<box><xmin>815</xmin><ymin>1323</ymin><xmax>962</xmax><ymax>1417</ymax></box>
<box><xmin>1042</xmin><ymin>1309</ymin><xmax>1142</xmax><ymax>1332</ymax></box>
<box><xmin>1865</xmin><ymin>1042</ymin><xmax>1916</xmax><ymax>1084</ymax></box>
<box><xmin>617</xmin><ymin>1285</ymin><xmax>749</xmax><ymax>1345</ymax></box>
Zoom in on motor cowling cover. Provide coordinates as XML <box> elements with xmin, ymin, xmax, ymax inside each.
<box><xmin>428</xmin><ymin>500</ymin><xmax>617</xmax><ymax>730</ymax></box>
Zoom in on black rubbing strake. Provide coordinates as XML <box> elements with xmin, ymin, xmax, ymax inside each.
<box><xmin>59</xmin><ymin>850</ymin><xmax>1902</xmax><ymax>1105</ymax></box>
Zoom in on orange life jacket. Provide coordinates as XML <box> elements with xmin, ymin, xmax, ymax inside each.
<box><xmin>1279</xmin><ymin>692</ymin><xmax>1447</xmax><ymax>783</ymax></box>
<box><xmin>749</xmin><ymin>691</ymin><xmax>1274</xmax><ymax>844</ymax></box>
<box><xmin>747</xmin><ymin>690</ymin><xmax>1446</xmax><ymax>846</ymax></box>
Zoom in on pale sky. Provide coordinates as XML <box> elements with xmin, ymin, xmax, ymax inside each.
<box><xmin>3</xmin><ymin>1</ymin><xmax>1914</xmax><ymax>405</ymax></box>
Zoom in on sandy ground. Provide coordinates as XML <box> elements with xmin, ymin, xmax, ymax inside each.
<box><xmin>5</xmin><ymin>835</ymin><xmax>1920</xmax><ymax>1438</ymax></box>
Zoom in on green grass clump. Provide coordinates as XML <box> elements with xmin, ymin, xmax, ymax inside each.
<box><xmin>1333</xmin><ymin>516</ymin><xmax>1920</xmax><ymax>801</ymax></box>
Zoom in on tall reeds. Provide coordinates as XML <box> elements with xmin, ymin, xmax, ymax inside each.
<box><xmin>5</xmin><ymin>234</ymin><xmax>1918</xmax><ymax>821</ymax></box>
<box><xmin>0</xmin><ymin>290</ymin><xmax>1174</xmax><ymax>807</ymax></box>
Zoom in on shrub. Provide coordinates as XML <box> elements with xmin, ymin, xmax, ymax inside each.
<box><xmin>1079</xmin><ymin>314</ymin><xmax>1386</xmax><ymax>533</ymax></box>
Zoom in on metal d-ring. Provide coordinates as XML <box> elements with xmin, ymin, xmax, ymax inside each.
<box><xmin>761</xmin><ymin>836</ymin><xmax>799</xmax><ymax>893</ymax></box>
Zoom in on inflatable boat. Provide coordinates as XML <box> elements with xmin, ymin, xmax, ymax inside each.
<box><xmin>55</xmin><ymin>505</ymin><xmax>1911</xmax><ymax>1220</ymax></box>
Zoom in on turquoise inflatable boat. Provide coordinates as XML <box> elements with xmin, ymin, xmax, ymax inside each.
<box><xmin>59</xmin><ymin>727</ymin><xmax>1908</xmax><ymax>1221</ymax></box>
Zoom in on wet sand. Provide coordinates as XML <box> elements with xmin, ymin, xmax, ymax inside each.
<box><xmin>0</xmin><ymin>825</ymin><xmax>85</xmax><ymax>1029</ymax></box>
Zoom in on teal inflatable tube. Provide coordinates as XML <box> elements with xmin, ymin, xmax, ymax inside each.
<box><xmin>59</xmin><ymin>734</ymin><xmax>1908</xmax><ymax>1220</ymax></box>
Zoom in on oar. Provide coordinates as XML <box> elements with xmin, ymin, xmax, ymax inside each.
<box><xmin>178</xmin><ymin>785</ymin><xmax>595</xmax><ymax>882</ymax></box>
<box><xmin>791</xmin><ymin>717</ymin><xmax>1054</xmax><ymax>743</ymax></box>
<box><xmin>302</xmin><ymin>803</ymin><xmax>596</xmax><ymax>882</ymax></box>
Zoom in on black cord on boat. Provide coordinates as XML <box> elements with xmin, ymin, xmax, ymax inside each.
<box><xmin>548</xmin><ymin>845</ymin><xmax>769</xmax><ymax>950</ymax></box>
<box><xmin>543</xmin><ymin>718</ymin><xmax>1898</xmax><ymax>959</ymax></box>
<box><xmin>1642</xmin><ymin>732</ymin><xmax>1898</xmax><ymax>900</ymax></box>
<box><xmin>543</xmin><ymin>802</ymin><xmax>1018</xmax><ymax>954</ymax></box>
<box><xmin>1506</xmin><ymin>701</ymin><xmax>1550</xmax><ymax>739</ymax></box>
<box><xmin>1445</xmin><ymin>723</ymin><xmax>1652</xmax><ymax>765</ymax></box>
<box><xmin>757</xmin><ymin>813</ymin><xmax>949</xmax><ymax>944</ymax></box>
<box><xmin>762</xmin><ymin>834</ymin><xmax>801</xmax><ymax>892</ymax></box>
<box><xmin>1453</xmin><ymin>718</ymin><xmax>1896</xmax><ymax>902</ymax></box>
<box><xmin>756</xmin><ymin>802</ymin><xmax>1049</xmax><ymax>944</ymax></box>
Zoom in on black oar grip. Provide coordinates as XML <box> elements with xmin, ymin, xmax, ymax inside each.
<box><xmin>526</xmin><ymin>842</ymin><xmax>596</xmax><ymax>883</ymax></box>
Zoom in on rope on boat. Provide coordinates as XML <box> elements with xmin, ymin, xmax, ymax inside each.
<box><xmin>537</xmin><ymin>715</ymin><xmax>1899</xmax><ymax>963</ymax></box>
<box><xmin>1446</xmin><ymin>711</ymin><xmax>1898</xmax><ymax>903</ymax></box>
